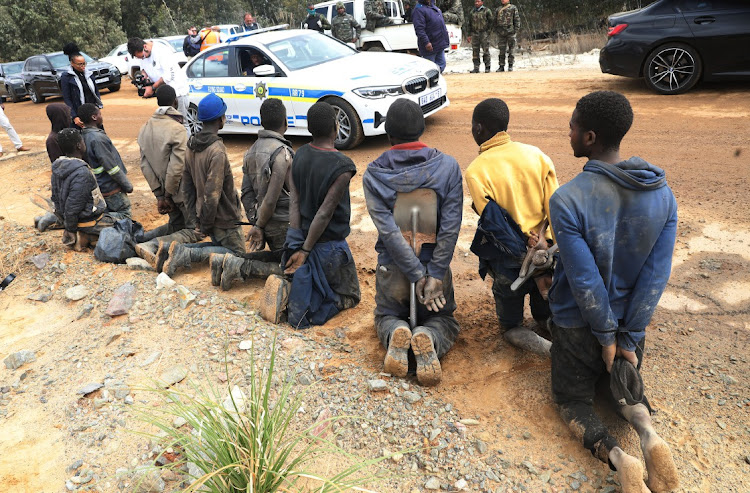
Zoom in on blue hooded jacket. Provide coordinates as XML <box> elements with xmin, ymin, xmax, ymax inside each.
<box><xmin>548</xmin><ymin>157</ymin><xmax>678</xmax><ymax>351</ymax></box>
<box><xmin>363</xmin><ymin>143</ymin><xmax>462</xmax><ymax>283</ymax></box>
<box><xmin>412</xmin><ymin>2</ymin><xmax>450</xmax><ymax>56</ymax></box>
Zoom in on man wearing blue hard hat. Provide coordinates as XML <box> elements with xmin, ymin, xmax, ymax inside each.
<box><xmin>160</xmin><ymin>93</ymin><xmax>246</xmax><ymax>276</ymax></box>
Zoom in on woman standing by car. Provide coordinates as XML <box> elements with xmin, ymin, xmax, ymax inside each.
<box><xmin>60</xmin><ymin>43</ymin><xmax>102</xmax><ymax>128</ymax></box>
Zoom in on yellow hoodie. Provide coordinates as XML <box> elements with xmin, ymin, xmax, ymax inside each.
<box><xmin>465</xmin><ymin>131</ymin><xmax>558</xmax><ymax>238</ymax></box>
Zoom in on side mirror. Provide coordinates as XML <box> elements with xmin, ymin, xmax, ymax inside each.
<box><xmin>253</xmin><ymin>64</ymin><xmax>276</xmax><ymax>77</ymax></box>
<box><xmin>50</xmin><ymin>69</ymin><xmax>57</xmax><ymax>75</ymax></box>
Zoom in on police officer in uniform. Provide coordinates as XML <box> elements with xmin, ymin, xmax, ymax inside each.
<box><xmin>496</xmin><ymin>0</ymin><xmax>520</xmax><ymax>71</ymax></box>
<box><xmin>467</xmin><ymin>0</ymin><xmax>492</xmax><ymax>73</ymax></box>
<box><xmin>364</xmin><ymin>0</ymin><xmax>394</xmax><ymax>31</ymax></box>
<box><xmin>331</xmin><ymin>2</ymin><xmax>362</xmax><ymax>44</ymax></box>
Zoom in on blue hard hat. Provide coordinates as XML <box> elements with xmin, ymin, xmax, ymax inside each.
<box><xmin>197</xmin><ymin>93</ymin><xmax>227</xmax><ymax>122</ymax></box>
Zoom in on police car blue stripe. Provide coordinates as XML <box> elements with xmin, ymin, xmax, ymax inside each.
<box><xmin>190</xmin><ymin>85</ymin><xmax>344</xmax><ymax>99</ymax></box>
<box><xmin>363</xmin><ymin>118</ymin><xmax>374</xmax><ymax>124</ymax></box>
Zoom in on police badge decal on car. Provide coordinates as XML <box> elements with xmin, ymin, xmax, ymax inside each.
<box><xmin>254</xmin><ymin>81</ymin><xmax>267</xmax><ymax>100</ymax></box>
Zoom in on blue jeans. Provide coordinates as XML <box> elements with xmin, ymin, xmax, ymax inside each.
<box><xmin>422</xmin><ymin>49</ymin><xmax>446</xmax><ymax>73</ymax></box>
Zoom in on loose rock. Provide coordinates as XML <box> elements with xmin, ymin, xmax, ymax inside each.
<box><xmin>156</xmin><ymin>272</ymin><xmax>176</xmax><ymax>289</ymax></box>
<box><xmin>65</xmin><ymin>285</ymin><xmax>89</xmax><ymax>301</ymax></box>
<box><xmin>4</xmin><ymin>350</ymin><xmax>37</xmax><ymax>370</ymax></box>
<box><xmin>157</xmin><ymin>366</ymin><xmax>187</xmax><ymax>388</ymax></box>
<box><xmin>368</xmin><ymin>379</ymin><xmax>388</xmax><ymax>392</ymax></box>
<box><xmin>126</xmin><ymin>257</ymin><xmax>153</xmax><ymax>271</ymax></box>
<box><xmin>77</xmin><ymin>383</ymin><xmax>103</xmax><ymax>396</ymax></box>
<box><xmin>106</xmin><ymin>282</ymin><xmax>136</xmax><ymax>316</ymax></box>
<box><xmin>425</xmin><ymin>477</ymin><xmax>440</xmax><ymax>490</ymax></box>
<box><xmin>403</xmin><ymin>391</ymin><xmax>421</xmax><ymax>404</ymax></box>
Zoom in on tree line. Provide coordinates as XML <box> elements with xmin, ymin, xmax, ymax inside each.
<box><xmin>0</xmin><ymin>0</ymin><xmax>648</xmax><ymax>62</ymax></box>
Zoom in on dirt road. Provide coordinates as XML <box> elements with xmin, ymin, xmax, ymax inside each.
<box><xmin>0</xmin><ymin>65</ymin><xmax>748</xmax><ymax>492</ymax></box>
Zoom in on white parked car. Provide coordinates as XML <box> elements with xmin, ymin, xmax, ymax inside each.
<box><xmin>184</xmin><ymin>29</ymin><xmax>449</xmax><ymax>149</ymax></box>
<box><xmin>100</xmin><ymin>39</ymin><xmax>188</xmax><ymax>78</ymax></box>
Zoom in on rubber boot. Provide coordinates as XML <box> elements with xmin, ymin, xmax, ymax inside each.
<box><xmin>210</xmin><ymin>253</ymin><xmax>226</xmax><ymax>286</ymax></box>
<box><xmin>260</xmin><ymin>274</ymin><xmax>290</xmax><ymax>324</ymax></box>
<box><xmin>384</xmin><ymin>325</ymin><xmax>411</xmax><ymax>378</ymax></box>
<box><xmin>508</xmin><ymin>65</ymin><xmax>514</xmax><ymax>72</ymax></box>
<box><xmin>411</xmin><ymin>327</ymin><xmax>442</xmax><ymax>386</ymax></box>
<box><xmin>220</xmin><ymin>255</ymin><xmax>244</xmax><ymax>291</ymax></box>
<box><xmin>503</xmin><ymin>327</ymin><xmax>551</xmax><ymax>356</ymax></box>
<box><xmin>36</xmin><ymin>212</ymin><xmax>60</xmax><ymax>232</ymax></box>
<box><xmin>141</xmin><ymin>223</ymin><xmax>171</xmax><ymax>242</ymax></box>
<box><xmin>470</xmin><ymin>66</ymin><xmax>480</xmax><ymax>73</ymax></box>
<box><xmin>485</xmin><ymin>65</ymin><xmax>491</xmax><ymax>73</ymax></box>
<box><xmin>496</xmin><ymin>66</ymin><xmax>505</xmax><ymax>72</ymax></box>
<box><xmin>164</xmin><ymin>243</ymin><xmax>193</xmax><ymax>277</ymax></box>
<box><xmin>240</xmin><ymin>259</ymin><xmax>283</xmax><ymax>279</ymax></box>
<box><xmin>134</xmin><ymin>240</ymin><xmax>159</xmax><ymax>268</ymax></box>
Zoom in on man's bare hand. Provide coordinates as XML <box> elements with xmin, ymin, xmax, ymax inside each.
<box><xmin>246</xmin><ymin>226</ymin><xmax>265</xmax><ymax>252</ymax></box>
<box><xmin>425</xmin><ymin>42</ymin><xmax>434</xmax><ymax>52</ymax></box>
<box><xmin>284</xmin><ymin>250</ymin><xmax>309</xmax><ymax>274</ymax></box>
<box><xmin>416</xmin><ymin>276</ymin><xmax>445</xmax><ymax>312</ymax></box>
<box><xmin>143</xmin><ymin>85</ymin><xmax>155</xmax><ymax>98</ymax></box>
<box><xmin>602</xmin><ymin>343</ymin><xmax>616</xmax><ymax>373</ymax></box>
<box><xmin>616</xmin><ymin>346</ymin><xmax>639</xmax><ymax>368</ymax></box>
<box><xmin>156</xmin><ymin>197</ymin><xmax>172</xmax><ymax>215</ymax></box>
<box><xmin>193</xmin><ymin>227</ymin><xmax>207</xmax><ymax>241</ymax></box>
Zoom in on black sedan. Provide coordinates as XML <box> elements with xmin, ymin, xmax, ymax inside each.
<box><xmin>21</xmin><ymin>51</ymin><xmax>121</xmax><ymax>104</ymax></box>
<box><xmin>0</xmin><ymin>62</ymin><xmax>28</xmax><ymax>102</ymax></box>
<box><xmin>599</xmin><ymin>0</ymin><xmax>750</xmax><ymax>94</ymax></box>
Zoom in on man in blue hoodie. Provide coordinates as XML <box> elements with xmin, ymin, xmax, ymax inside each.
<box><xmin>549</xmin><ymin>91</ymin><xmax>679</xmax><ymax>492</ymax></box>
<box><xmin>363</xmin><ymin>98</ymin><xmax>462</xmax><ymax>386</ymax></box>
<box><xmin>412</xmin><ymin>0</ymin><xmax>450</xmax><ymax>72</ymax></box>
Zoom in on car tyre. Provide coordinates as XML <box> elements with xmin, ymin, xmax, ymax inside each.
<box><xmin>109</xmin><ymin>84</ymin><xmax>121</xmax><ymax>93</ymax></box>
<box><xmin>326</xmin><ymin>97</ymin><xmax>364</xmax><ymax>150</ymax></box>
<box><xmin>643</xmin><ymin>42</ymin><xmax>702</xmax><ymax>95</ymax></box>
<box><xmin>366</xmin><ymin>44</ymin><xmax>385</xmax><ymax>52</ymax></box>
<box><xmin>186</xmin><ymin>103</ymin><xmax>202</xmax><ymax>135</ymax></box>
<box><xmin>27</xmin><ymin>85</ymin><xmax>45</xmax><ymax>104</ymax></box>
<box><xmin>7</xmin><ymin>86</ymin><xmax>21</xmax><ymax>103</ymax></box>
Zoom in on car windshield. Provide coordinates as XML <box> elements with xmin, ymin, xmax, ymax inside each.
<box><xmin>266</xmin><ymin>34</ymin><xmax>355</xmax><ymax>71</ymax></box>
<box><xmin>3</xmin><ymin>62</ymin><xmax>23</xmax><ymax>75</ymax></box>
<box><xmin>167</xmin><ymin>38</ymin><xmax>183</xmax><ymax>51</ymax></box>
<box><xmin>106</xmin><ymin>46</ymin><xmax>122</xmax><ymax>57</ymax></box>
<box><xmin>48</xmin><ymin>52</ymin><xmax>95</xmax><ymax>69</ymax></box>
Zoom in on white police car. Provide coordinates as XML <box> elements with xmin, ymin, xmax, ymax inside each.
<box><xmin>184</xmin><ymin>28</ymin><xmax>449</xmax><ymax>149</ymax></box>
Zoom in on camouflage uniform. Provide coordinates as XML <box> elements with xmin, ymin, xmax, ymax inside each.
<box><xmin>495</xmin><ymin>2</ymin><xmax>520</xmax><ymax>70</ymax></box>
<box><xmin>468</xmin><ymin>4</ymin><xmax>493</xmax><ymax>72</ymax></box>
<box><xmin>438</xmin><ymin>0</ymin><xmax>464</xmax><ymax>26</ymax></box>
<box><xmin>364</xmin><ymin>0</ymin><xmax>393</xmax><ymax>31</ymax></box>
<box><xmin>331</xmin><ymin>10</ymin><xmax>362</xmax><ymax>42</ymax></box>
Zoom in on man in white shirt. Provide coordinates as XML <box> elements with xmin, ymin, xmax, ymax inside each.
<box><xmin>127</xmin><ymin>37</ymin><xmax>191</xmax><ymax>134</ymax></box>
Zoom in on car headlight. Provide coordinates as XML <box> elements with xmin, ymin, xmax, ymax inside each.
<box><xmin>353</xmin><ymin>85</ymin><xmax>404</xmax><ymax>99</ymax></box>
<box><xmin>112</xmin><ymin>67</ymin><xmax>120</xmax><ymax>76</ymax></box>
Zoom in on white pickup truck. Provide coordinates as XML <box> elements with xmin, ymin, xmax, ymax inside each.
<box><xmin>312</xmin><ymin>0</ymin><xmax>461</xmax><ymax>52</ymax></box>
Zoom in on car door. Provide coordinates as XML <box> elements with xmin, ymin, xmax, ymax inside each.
<box><xmin>186</xmin><ymin>47</ymin><xmax>238</xmax><ymax>129</ymax></box>
<box><xmin>38</xmin><ymin>57</ymin><xmax>58</xmax><ymax>95</ymax></box>
<box><xmin>680</xmin><ymin>0</ymin><xmax>750</xmax><ymax>75</ymax></box>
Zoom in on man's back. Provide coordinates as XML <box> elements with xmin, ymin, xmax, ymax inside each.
<box><xmin>138</xmin><ymin>107</ymin><xmax>186</xmax><ymax>199</ymax></box>
<box><xmin>549</xmin><ymin>157</ymin><xmax>678</xmax><ymax>346</ymax></box>
<box><xmin>241</xmin><ymin>130</ymin><xmax>292</xmax><ymax>224</ymax></box>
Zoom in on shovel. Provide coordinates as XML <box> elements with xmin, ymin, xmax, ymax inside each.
<box><xmin>393</xmin><ymin>189</ymin><xmax>438</xmax><ymax>329</ymax></box>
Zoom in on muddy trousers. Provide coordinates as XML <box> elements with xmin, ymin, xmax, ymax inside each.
<box><xmin>236</xmin><ymin>220</ymin><xmax>288</xmax><ymax>279</ymax></box>
<box><xmin>497</xmin><ymin>32</ymin><xmax>516</xmax><ymax>68</ymax></box>
<box><xmin>486</xmin><ymin>259</ymin><xmax>550</xmax><ymax>329</ymax></box>
<box><xmin>471</xmin><ymin>32</ymin><xmax>491</xmax><ymax>69</ymax></box>
<box><xmin>182</xmin><ymin>226</ymin><xmax>245</xmax><ymax>260</ymax></box>
<box><xmin>374</xmin><ymin>264</ymin><xmax>460</xmax><ymax>361</ymax></box>
<box><xmin>551</xmin><ymin>322</ymin><xmax>647</xmax><ymax>465</ymax></box>
<box><xmin>140</xmin><ymin>205</ymin><xmax>199</xmax><ymax>249</ymax></box>
<box><xmin>104</xmin><ymin>192</ymin><xmax>132</xmax><ymax>220</ymax></box>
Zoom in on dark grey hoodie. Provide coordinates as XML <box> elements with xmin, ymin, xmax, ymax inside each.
<box><xmin>51</xmin><ymin>157</ymin><xmax>107</xmax><ymax>232</ymax></box>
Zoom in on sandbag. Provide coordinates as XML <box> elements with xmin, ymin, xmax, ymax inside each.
<box><xmin>94</xmin><ymin>219</ymin><xmax>146</xmax><ymax>264</ymax></box>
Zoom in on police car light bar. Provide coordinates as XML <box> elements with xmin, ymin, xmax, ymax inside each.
<box><xmin>226</xmin><ymin>24</ymin><xmax>290</xmax><ymax>43</ymax></box>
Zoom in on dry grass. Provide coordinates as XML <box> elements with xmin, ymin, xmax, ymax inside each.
<box><xmin>548</xmin><ymin>32</ymin><xmax>607</xmax><ymax>55</ymax></box>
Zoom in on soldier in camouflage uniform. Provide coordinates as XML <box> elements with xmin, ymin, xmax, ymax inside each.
<box><xmin>495</xmin><ymin>0</ymin><xmax>520</xmax><ymax>71</ymax></box>
<box><xmin>331</xmin><ymin>2</ymin><xmax>362</xmax><ymax>43</ymax></box>
<box><xmin>438</xmin><ymin>0</ymin><xmax>464</xmax><ymax>26</ymax></box>
<box><xmin>467</xmin><ymin>0</ymin><xmax>492</xmax><ymax>73</ymax></box>
<box><xmin>364</xmin><ymin>0</ymin><xmax>394</xmax><ymax>31</ymax></box>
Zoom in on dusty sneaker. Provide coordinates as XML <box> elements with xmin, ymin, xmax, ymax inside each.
<box><xmin>220</xmin><ymin>255</ymin><xmax>244</xmax><ymax>291</ymax></box>
<box><xmin>411</xmin><ymin>328</ymin><xmax>442</xmax><ymax>386</ymax></box>
<box><xmin>163</xmin><ymin>243</ymin><xmax>191</xmax><ymax>277</ymax></box>
<box><xmin>155</xmin><ymin>241</ymin><xmax>171</xmax><ymax>273</ymax></box>
<box><xmin>209</xmin><ymin>253</ymin><xmax>226</xmax><ymax>286</ymax></box>
<box><xmin>384</xmin><ymin>325</ymin><xmax>411</xmax><ymax>377</ymax></box>
<box><xmin>260</xmin><ymin>274</ymin><xmax>289</xmax><ymax>324</ymax></box>
<box><xmin>135</xmin><ymin>242</ymin><xmax>157</xmax><ymax>268</ymax></box>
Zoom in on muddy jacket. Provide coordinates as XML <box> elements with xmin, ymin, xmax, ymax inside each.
<box><xmin>363</xmin><ymin>142</ymin><xmax>463</xmax><ymax>283</ymax></box>
<box><xmin>81</xmin><ymin>127</ymin><xmax>133</xmax><ymax>196</ymax></box>
<box><xmin>184</xmin><ymin>130</ymin><xmax>241</xmax><ymax>234</ymax></box>
<box><xmin>438</xmin><ymin>0</ymin><xmax>464</xmax><ymax>26</ymax></box>
<box><xmin>302</xmin><ymin>12</ymin><xmax>332</xmax><ymax>32</ymax></box>
<box><xmin>51</xmin><ymin>156</ymin><xmax>107</xmax><ymax>232</ymax></box>
<box><xmin>137</xmin><ymin>106</ymin><xmax>187</xmax><ymax>203</ymax></box>
<box><xmin>332</xmin><ymin>12</ymin><xmax>362</xmax><ymax>41</ymax></box>
<box><xmin>549</xmin><ymin>157</ymin><xmax>678</xmax><ymax>352</ymax></box>
<box><xmin>496</xmin><ymin>3</ymin><xmax>520</xmax><ymax>34</ymax></box>
<box><xmin>241</xmin><ymin>129</ymin><xmax>293</xmax><ymax>224</ymax></box>
<box><xmin>467</xmin><ymin>5</ymin><xmax>493</xmax><ymax>35</ymax></box>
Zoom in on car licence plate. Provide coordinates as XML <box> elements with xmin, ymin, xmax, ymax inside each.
<box><xmin>95</xmin><ymin>77</ymin><xmax>109</xmax><ymax>84</ymax></box>
<box><xmin>419</xmin><ymin>89</ymin><xmax>440</xmax><ymax>106</ymax></box>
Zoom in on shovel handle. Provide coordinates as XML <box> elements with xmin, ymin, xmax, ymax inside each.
<box><xmin>410</xmin><ymin>209</ymin><xmax>418</xmax><ymax>329</ymax></box>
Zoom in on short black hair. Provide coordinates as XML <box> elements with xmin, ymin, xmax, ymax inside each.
<box><xmin>77</xmin><ymin>103</ymin><xmax>99</xmax><ymax>124</ymax></box>
<box><xmin>127</xmin><ymin>37</ymin><xmax>145</xmax><ymax>56</ymax></box>
<box><xmin>156</xmin><ymin>84</ymin><xmax>177</xmax><ymax>107</ymax></box>
<box><xmin>260</xmin><ymin>98</ymin><xmax>286</xmax><ymax>130</ymax></box>
<box><xmin>58</xmin><ymin>128</ymin><xmax>82</xmax><ymax>155</ymax></box>
<box><xmin>574</xmin><ymin>91</ymin><xmax>633</xmax><ymax>150</ymax></box>
<box><xmin>307</xmin><ymin>102</ymin><xmax>336</xmax><ymax>138</ymax></box>
<box><xmin>472</xmin><ymin>98</ymin><xmax>510</xmax><ymax>135</ymax></box>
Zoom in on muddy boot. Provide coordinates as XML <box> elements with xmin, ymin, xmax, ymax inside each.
<box><xmin>470</xmin><ymin>66</ymin><xmax>480</xmax><ymax>73</ymax></box>
<box><xmin>220</xmin><ymin>255</ymin><xmax>244</xmax><ymax>291</ymax></box>
<box><xmin>485</xmin><ymin>65</ymin><xmax>491</xmax><ymax>73</ymax></box>
<box><xmin>260</xmin><ymin>274</ymin><xmax>290</xmax><ymax>324</ymax></box>
<box><xmin>508</xmin><ymin>64</ymin><xmax>514</xmax><ymax>72</ymax></box>
<box><xmin>240</xmin><ymin>259</ymin><xmax>283</xmax><ymax>279</ymax></box>
<box><xmin>163</xmin><ymin>243</ymin><xmax>192</xmax><ymax>277</ymax></box>
<box><xmin>503</xmin><ymin>326</ymin><xmax>552</xmax><ymax>356</ymax></box>
<box><xmin>384</xmin><ymin>325</ymin><xmax>411</xmax><ymax>378</ymax></box>
<box><xmin>36</xmin><ymin>212</ymin><xmax>60</xmax><ymax>232</ymax></box>
<box><xmin>155</xmin><ymin>241</ymin><xmax>172</xmax><ymax>273</ymax></box>
<box><xmin>135</xmin><ymin>241</ymin><xmax>158</xmax><ymax>268</ymax></box>
<box><xmin>411</xmin><ymin>327</ymin><xmax>442</xmax><ymax>386</ymax></box>
<box><xmin>209</xmin><ymin>253</ymin><xmax>226</xmax><ymax>286</ymax></box>
<box><xmin>496</xmin><ymin>66</ymin><xmax>505</xmax><ymax>72</ymax></box>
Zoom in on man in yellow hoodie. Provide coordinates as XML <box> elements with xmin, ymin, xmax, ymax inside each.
<box><xmin>465</xmin><ymin>98</ymin><xmax>558</xmax><ymax>355</ymax></box>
